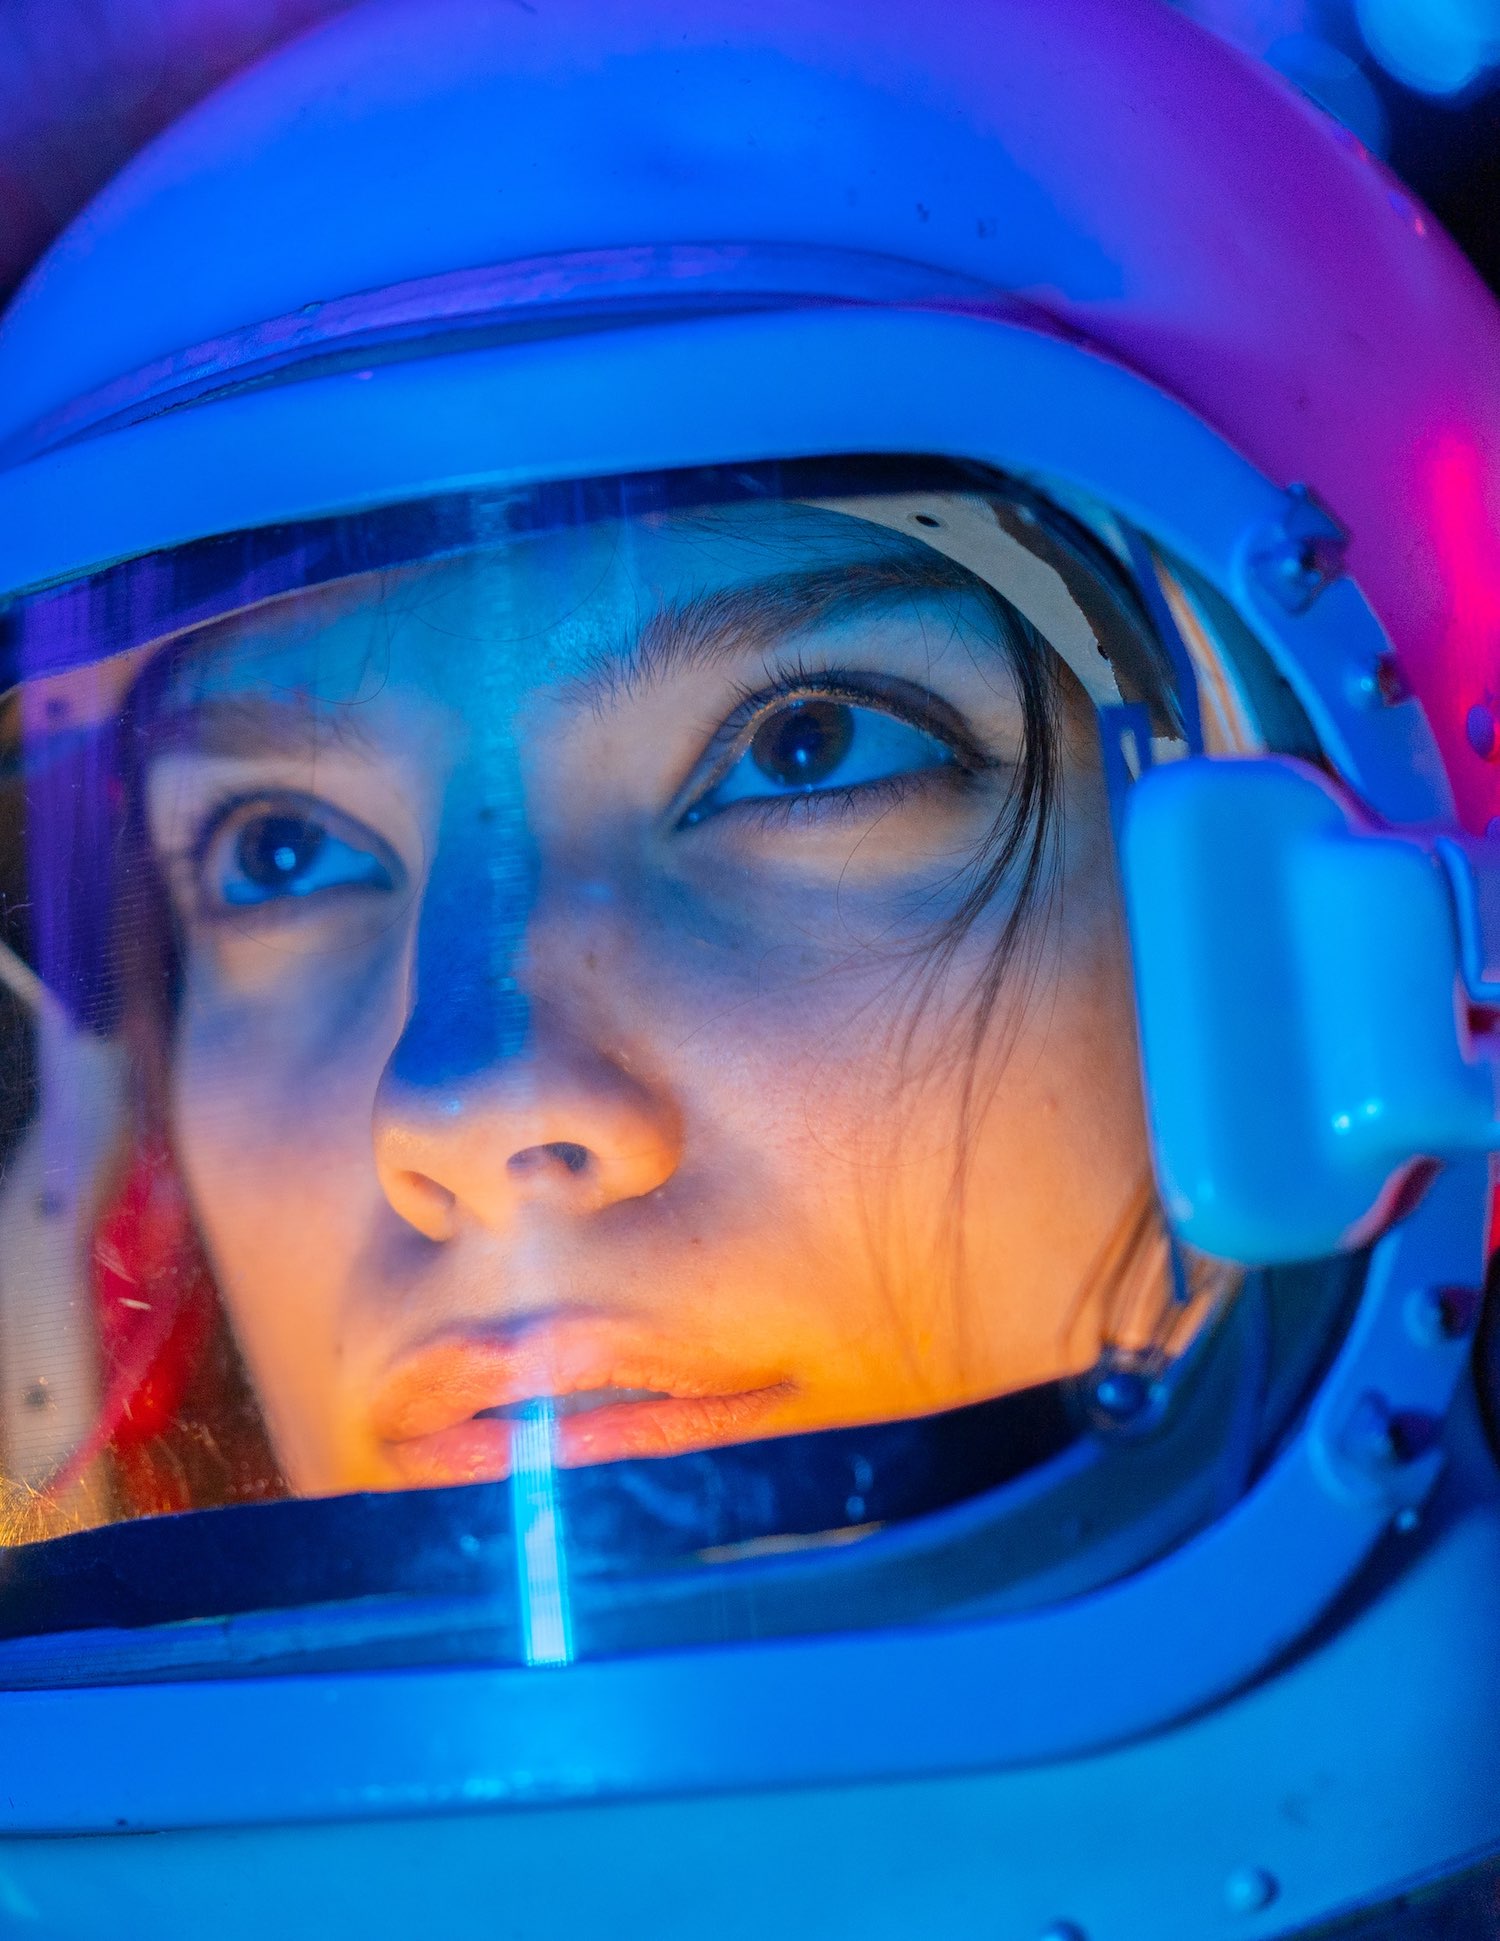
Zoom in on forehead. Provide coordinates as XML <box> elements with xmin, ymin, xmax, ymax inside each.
<box><xmin>160</xmin><ymin>500</ymin><xmax>945</xmax><ymax>712</ymax></box>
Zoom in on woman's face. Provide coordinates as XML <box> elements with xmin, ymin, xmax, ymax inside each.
<box><xmin>142</xmin><ymin>501</ymin><xmax>1150</xmax><ymax>1496</ymax></box>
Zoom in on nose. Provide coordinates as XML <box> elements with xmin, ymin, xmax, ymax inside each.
<box><xmin>373</xmin><ymin>1008</ymin><xmax>683</xmax><ymax>1240</ymax></box>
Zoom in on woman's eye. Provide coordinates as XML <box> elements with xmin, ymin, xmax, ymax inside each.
<box><xmin>691</xmin><ymin>697</ymin><xmax>956</xmax><ymax>820</ymax></box>
<box><xmin>202</xmin><ymin>802</ymin><xmax>396</xmax><ymax>909</ymax></box>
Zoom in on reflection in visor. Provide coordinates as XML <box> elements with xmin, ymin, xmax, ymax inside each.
<box><xmin>0</xmin><ymin>463</ymin><xmax>1345</xmax><ymax>1653</ymax></box>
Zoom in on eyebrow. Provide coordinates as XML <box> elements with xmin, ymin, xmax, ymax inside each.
<box><xmin>139</xmin><ymin>689</ymin><xmax>386</xmax><ymax>762</ymax></box>
<box><xmin>137</xmin><ymin>549</ymin><xmax>1001</xmax><ymax>756</ymax></box>
<box><xmin>570</xmin><ymin>552</ymin><xmax>996</xmax><ymax>708</ymax></box>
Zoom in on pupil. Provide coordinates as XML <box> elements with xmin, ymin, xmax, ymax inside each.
<box><xmin>239</xmin><ymin>814</ymin><xmax>324</xmax><ymax>888</ymax></box>
<box><xmin>752</xmin><ymin>700</ymin><xmax>854</xmax><ymax>789</ymax></box>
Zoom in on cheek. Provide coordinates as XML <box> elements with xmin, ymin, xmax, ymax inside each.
<box><xmin>168</xmin><ymin>928</ymin><xmax>413</xmax><ymax>1325</ymax></box>
<box><xmin>614</xmin><ymin>891</ymin><xmax>923</xmax><ymax>1176</ymax></box>
<box><xmin>955</xmin><ymin>818</ymin><xmax>1151</xmax><ymax>1325</ymax></box>
<box><xmin>983</xmin><ymin>941</ymin><xmax>1145</xmax><ymax>1205</ymax></box>
<box><xmin>589</xmin><ymin>896</ymin><xmax>1008</xmax><ymax>1363</ymax></box>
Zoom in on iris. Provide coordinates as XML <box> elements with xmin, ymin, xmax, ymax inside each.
<box><xmin>750</xmin><ymin>699</ymin><xmax>855</xmax><ymax>789</ymax></box>
<box><xmin>236</xmin><ymin>814</ymin><xmax>326</xmax><ymax>891</ymax></box>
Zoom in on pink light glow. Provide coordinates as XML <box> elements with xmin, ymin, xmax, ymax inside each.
<box><xmin>1423</xmin><ymin>431</ymin><xmax>1500</xmax><ymax>823</ymax></box>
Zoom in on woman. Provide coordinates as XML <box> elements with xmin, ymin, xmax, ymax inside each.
<box><xmin>3</xmin><ymin>470</ymin><xmax>1212</xmax><ymax>1516</ymax></box>
<box><xmin>0</xmin><ymin>8</ymin><xmax>1495</xmax><ymax>1933</ymax></box>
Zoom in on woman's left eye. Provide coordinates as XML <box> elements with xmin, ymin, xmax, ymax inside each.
<box><xmin>688</xmin><ymin>698</ymin><xmax>956</xmax><ymax>821</ymax></box>
<box><xmin>201</xmin><ymin>801</ymin><xmax>396</xmax><ymax>909</ymax></box>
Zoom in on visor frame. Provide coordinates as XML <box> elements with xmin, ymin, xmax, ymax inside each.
<box><xmin>0</xmin><ymin>293</ymin><xmax>1451</xmax><ymax>829</ymax></box>
<box><xmin>0</xmin><ymin>291</ymin><xmax>1484</xmax><ymax>1788</ymax></box>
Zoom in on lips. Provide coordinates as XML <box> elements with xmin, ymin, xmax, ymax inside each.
<box><xmin>372</xmin><ymin>1318</ymin><xmax>793</xmax><ymax>1484</ymax></box>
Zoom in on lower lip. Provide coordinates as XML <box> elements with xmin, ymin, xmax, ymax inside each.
<box><xmin>383</xmin><ymin>1389</ymin><xmax>787</xmax><ymax>1487</ymax></box>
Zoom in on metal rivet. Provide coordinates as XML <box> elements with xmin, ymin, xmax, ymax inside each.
<box><xmin>1373</xmin><ymin>654</ymin><xmax>1409</xmax><ymax>705</ymax></box>
<box><xmin>1407</xmin><ymin>1283</ymin><xmax>1479</xmax><ymax>1348</ymax></box>
<box><xmin>1247</xmin><ymin>485</ymin><xmax>1348</xmax><ymax>615</ymax></box>
<box><xmin>1346</xmin><ymin>655</ymin><xmax>1410</xmax><ymax>710</ymax></box>
<box><xmin>1342</xmin><ymin>1392</ymin><xmax>1439</xmax><ymax>1471</ymax></box>
<box><xmin>1084</xmin><ymin>1351</ymin><xmax>1166</xmax><ymax>1433</ymax></box>
<box><xmin>1345</xmin><ymin>661</ymin><xmax>1383</xmax><ymax>709</ymax></box>
<box><xmin>1096</xmin><ymin>1369</ymin><xmax>1148</xmax><ymax>1415</ymax></box>
<box><xmin>1467</xmin><ymin>703</ymin><xmax>1500</xmax><ymax>762</ymax></box>
<box><xmin>1225</xmin><ymin>1866</ymin><xmax>1279</xmax><ymax>1915</ymax></box>
<box><xmin>1088</xmin><ymin>1367</ymin><xmax>1152</xmax><ymax>1429</ymax></box>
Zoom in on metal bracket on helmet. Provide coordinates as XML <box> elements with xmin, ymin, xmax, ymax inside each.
<box><xmin>1122</xmin><ymin>755</ymin><xmax>1500</xmax><ymax>1266</ymax></box>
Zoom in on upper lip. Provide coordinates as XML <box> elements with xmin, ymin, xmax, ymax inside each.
<box><xmin>370</xmin><ymin>1314</ymin><xmax>788</xmax><ymax>1443</ymax></box>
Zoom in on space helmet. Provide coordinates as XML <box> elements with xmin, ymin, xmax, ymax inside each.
<box><xmin>0</xmin><ymin>4</ymin><xmax>1496</xmax><ymax>1936</ymax></box>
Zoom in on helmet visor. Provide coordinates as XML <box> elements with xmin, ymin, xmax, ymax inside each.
<box><xmin>0</xmin><ymin>459</ymin><xmax>1354</xmax><ymax>1659</ymax></box>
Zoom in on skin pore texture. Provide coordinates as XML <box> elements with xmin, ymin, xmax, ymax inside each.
<box><xmin>139</xmin><ymin>499</ymin><xmax>1153</xmax><ymax>1497</ymax></box>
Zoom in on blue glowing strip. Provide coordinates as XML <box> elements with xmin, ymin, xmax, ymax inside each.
<box><xmin>510</xmin><ymin>1401</ymin><xmax>573</xmax><ymax>1669</ymax></box>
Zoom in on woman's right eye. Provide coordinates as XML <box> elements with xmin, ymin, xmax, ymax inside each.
<box><xmin>199</xmin><ymin>801</ymin><xmax>397</xmax><ymax>910</ymax></box>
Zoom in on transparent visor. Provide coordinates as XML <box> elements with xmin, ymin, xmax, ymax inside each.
<box><xmin>0</xmin><ymin>460</ymin><xmax>1355</xmax><ymax>1661</ymax></box>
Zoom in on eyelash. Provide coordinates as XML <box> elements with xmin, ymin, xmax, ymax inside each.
<box><xmin>157</xmin><ymin>669</ymin><xmax>994</xmax><ymax>897</ymax></box>
<box><xmin>677</xmin><ymin>664</ymin><xmax>990</xmax><ymax>828</ymax></box>
<box><xmin>707</xmin><ymin>771</ymin><xmax>943</xmax><ymax>829</ymax></box>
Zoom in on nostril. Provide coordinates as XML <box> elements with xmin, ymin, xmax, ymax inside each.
<box><xmin>508</xmin><ymin>1140</ymin><xmax>592</xmax><ymax>1177</ymax></box>
<box><xmin>385</xmin><ymin>1169</ymin><xmax>458</xmax><ymax>1242</ymax></box>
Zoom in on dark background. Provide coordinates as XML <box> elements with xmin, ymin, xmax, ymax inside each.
<box><xmin>0</xmin><ymin>0</ymin><xmax>1495</xmax><ymax>307</ymax></box>
<box><xmin>1387</xmin><ymin>88</ymin><xmax>1499</xmax><ymax>290</ymax></box>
